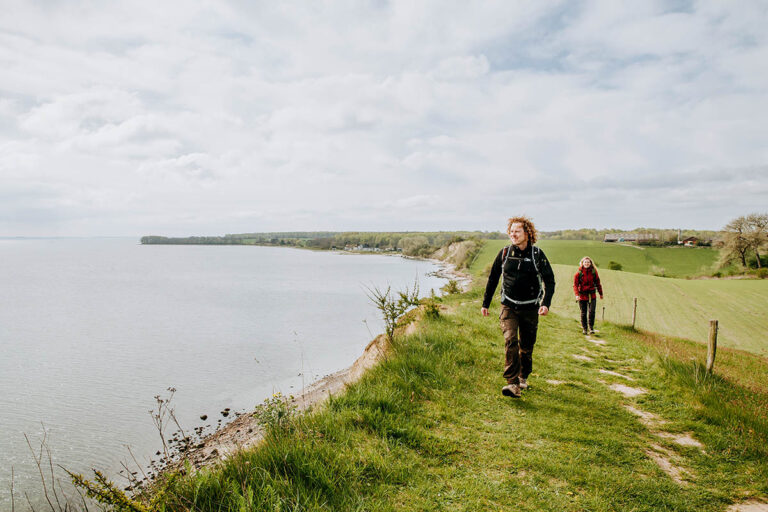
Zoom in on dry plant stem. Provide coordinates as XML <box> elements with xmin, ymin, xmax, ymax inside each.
<box><xmin>10</xmin><ymin>466</ymin><xmax>15</xmax><ymax>512</ymax></box>
<box><xmin>169</xmin><ymin>409</ymin><xmax>190</xmax><ymax>450</ymax></box>
<box><xmin>24</xmin><ymin>491</ymin><xmax>35</xmax><ymax>512</ymax></box>
<box><xmin>24</xmin><ymin>432</ymin><xmax>57</xmax><ymax>512</ymax></box>
<box><xmin>150</xmin><ymin>388</ymin><xmax>176</xmax><ymax>463</ymax></box>
<box><xmin>119</xmin><ymin>461</ymin><xmax>141</xmax><ymax>489</ymax></box>
<box><xmin>44</xmin><ymin>439</ymin><xmax>65</xmax><ymax>511</ymax></box>
<box><xmin>74</xmin><ymin>486</ymin><xmax>90</xmax><ymax>512</ymax></box>
<box><xmin>126</xmin><ymin>445</ymin><xmax>150</xmax><ymax>483</ymax></box>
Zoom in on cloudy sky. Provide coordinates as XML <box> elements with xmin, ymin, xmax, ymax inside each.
<box><xmin>1</xmin><ymin>0</ymin><xmax>766</xmax><ymax>236</ymax></box>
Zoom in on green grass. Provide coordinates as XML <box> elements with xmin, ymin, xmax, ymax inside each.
<box><xmin>477</xmin><ymin>240</ymin><xmax>720</xmax><ymax>278</ymax></box>
<box><xmin>147</xmin><ymin>296</ymin><xmax>768</xmax><ymax>511</ymax></box>
<box><xmin>472</xmin><ymin>240</ymin><xmax>768</xmax><ymax>356</ymax></box>
<box><xmin>549</xmin><ymin>265</ymin><xmax>768</xmax><ymax>356</ymax></box>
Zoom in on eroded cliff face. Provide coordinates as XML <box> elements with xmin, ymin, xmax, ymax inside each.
<box><xmin>430</xmin><ymin>240</ymin><xmax>481</xmax><ymax>269</ymax></box>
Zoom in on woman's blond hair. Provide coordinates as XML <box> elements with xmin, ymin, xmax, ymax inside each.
<box><xmin>506</xmin><ymin>216</ymin><xmax>538</xmax><ymax>245</ymax></box>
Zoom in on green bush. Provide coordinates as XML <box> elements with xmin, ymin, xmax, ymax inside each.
<box><xmin>253</xmin><ymin>392</ymin><xmax>297</xmax><ymax>435</ymax></box>
<box><xmin>608</xmin><ymin>261</ymin><xmax>623</xmax><ymax>271</ymax></box>
<box><xmin>441</xmin><ymin>280</ymin><xmax>461</xmax><ymax>295</ymax></box>
<box><xmin>757</xmin><ymin>268</ymin><xmax>768</xmax><ymax>279</ymax></box>
<box><xmin>421</xmin><ymin>299</ymin><xmax>440</xmax><ymax>320</ymax></box>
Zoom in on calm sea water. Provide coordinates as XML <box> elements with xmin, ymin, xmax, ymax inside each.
<box><xmin>0</xmin><ymin>238</ymin><xmax>447</xmax><ymax>507</ymax></box>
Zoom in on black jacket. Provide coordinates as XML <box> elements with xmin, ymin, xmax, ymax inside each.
<box><xmin>482</xmin><ymin>244</ymin><xmax>556</xmax><ymax>310</ymax></box>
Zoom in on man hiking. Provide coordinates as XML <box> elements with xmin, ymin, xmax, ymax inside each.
<box><xmin>481</xmin><ymin>216</ymin><xmax>556</xmax><ymax>398</ymax></box>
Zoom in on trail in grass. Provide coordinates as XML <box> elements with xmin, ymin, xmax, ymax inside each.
<box><xmin>387</xmin><ymin>301</ymin><xmax>768</xmax><ymax>511</ymax></box>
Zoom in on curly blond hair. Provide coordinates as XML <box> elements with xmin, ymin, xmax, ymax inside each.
<box><xmin>506</xmin><ymin>216</ymin><xmax>538</xmax><ymax>245</ymax></box>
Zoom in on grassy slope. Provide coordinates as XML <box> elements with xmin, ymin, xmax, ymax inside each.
<box><xmin>154</xmin><ymin>298</ymin><xmax>768</xmax><ymax>511</ymax></box>
<box><xmin>480</xmin><ymin>240</ymin><xmax>720</xmax><ymax>277</ymax></box>
<box><xmin>147</xmin><ymin>243</ymin><xmax>768</xmax><ymax>511</ymax></box>
<box><xmin>476</xmin><ymin>240</ymin><xmax>768</xmax><ymax>356</ymax></box>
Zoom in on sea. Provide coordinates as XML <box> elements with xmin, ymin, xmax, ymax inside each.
<box><xmin>0</xmin><ymin>238</ymin><xmax>448</xmax><ymax>508</ymax></box>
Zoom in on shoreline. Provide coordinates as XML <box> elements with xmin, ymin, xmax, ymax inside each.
<box><xmin>154</xmin><ymin>254</ymin><xmax>472</xmax><ymax>477</ymax></box>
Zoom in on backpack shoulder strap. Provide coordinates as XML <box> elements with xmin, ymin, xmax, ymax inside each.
<box><xmin>531</xmin><ymin>245</ymin><xmax>542</xmax><ymax>275</ymax></box>
<box><xmin>502</xmin><ymin>245</ymin><xmax>513</xmax><ymax>262</ymax></box>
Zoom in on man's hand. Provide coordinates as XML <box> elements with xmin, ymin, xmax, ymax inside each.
<box><xmin>538</xmin><ymin>305</ymin><xmax>549</xmax><ymax>316</ymax></box>
<box><xmin>481</xmin><ymin>307</ymin><xmax>489</xmax><ymax>317</ymax></box>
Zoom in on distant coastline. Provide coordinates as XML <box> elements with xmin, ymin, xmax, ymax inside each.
<box><xmin>140</xmin><ymin>231</ymin><xmax>500</xmax><ymax>265</ymax></box>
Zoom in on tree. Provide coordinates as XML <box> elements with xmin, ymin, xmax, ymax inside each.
<box><xmin>746</xmin><ymin>213</ymin><xmax>768</xmax><ymax>269</ymax></box>
<box><xmin>720</xmin><ymin>215</ymin><xmax>751</xmax><ymax>268</ymax></box>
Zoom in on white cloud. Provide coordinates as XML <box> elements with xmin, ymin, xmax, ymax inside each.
<box><xmin>0</xmin><ymin>0</ymin><xmax>766</xmax><ymax>236</ymax></box>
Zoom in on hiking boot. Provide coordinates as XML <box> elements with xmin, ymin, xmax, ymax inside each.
<box><xmin>519</xmin><ymin>377</ymin><xmax>529</xmax><ymax>390</ymax></box>
<box><xmin>502</xmin><ymin>384</ymin><xmax>521</xmax><ymax>398</ymax></box>
<box><xmin>589</xmin><ymin>329</ymin><xmax>596</xmax><ymax>335</ymax></box>
<box><xmin>582</xmin><ymin>328</ymin><xmax>588</xmax><ymax>335</ymax></box>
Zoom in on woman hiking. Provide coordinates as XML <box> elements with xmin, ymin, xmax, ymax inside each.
<box><xmin>573</xmin><ymin>256</ymin><xmax>603</xmax><ymax>335</ymax></box>
<box><xmin>481</xmin><ymin>216</ymin><xmax>556</xmax><ymax>398</ymax></box>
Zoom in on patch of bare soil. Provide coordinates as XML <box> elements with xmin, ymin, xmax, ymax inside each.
<box><xmin>572</xmin><ymin>354</ymin><xmax>594</xmax><ymax>362</ymax></box>
<box><xmin>404</xmin><ymin>320</ymin><xmax>419</xmax><ymax>336</ymax></box>
<box><xmin>545</xmin><ymin>379</ymin><xmax>567</xmax><ymax>385</ymax></box>
<box><xmin>656</xmin><ymin>432</ymin><xmax>704</xmax><ymax>449</ymax></box>
<box><xmin>586</xmin><ymin>337</ymin><xmax>606</xmax><ymax>345</ymax></box>
<box><xmin>624</xmin><ymin>405</ymin><xmax>704</xmax><ymax>449</ymax></box>
<box><xmin>624</xmin><ymin>405</ymin><xmax>667</xmax><ymax>427</ymax></box>
<box><xmin>727</xmin><ymin>501</ymin><xmax>768</xmax><ymax>511</ymax></box>
<box><xmin>598</xmin><ymin>369</ymin><xmax>635</xmax><ymax>380</ymax></box>
<box><xmin>646</xmin><ymin>443</ymin><xmax>691</xmax><ymax>485</ymax></box>
<box><xmin>609</xmin><ymin>383</ymin><xmax>648</xmax><ymax>397</ymax></box>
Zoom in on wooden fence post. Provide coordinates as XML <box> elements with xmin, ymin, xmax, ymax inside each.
<box><xmin>602</xmin><ymin>306</ymin><xmax>605</xmax><ymax>322</ymax></box>
<box><xmin>706</xmin><ymin>320</ymin><xmax>718</xmax><ymax>373</ymax></box>
<box><xmin>631</xmin><ymin>297</ymin><xmax>638</xmax><ymax>329</ymax></box>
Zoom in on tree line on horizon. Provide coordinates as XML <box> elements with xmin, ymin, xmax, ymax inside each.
<box><xmin>140</xmin><ymin>231</ymin><xmax>505</xmax><ymax>257</ymax></box>
<box><xmin>539</xmin><ymin>228</ymin><xmax>719</xmax><ymax>244</ymax></box>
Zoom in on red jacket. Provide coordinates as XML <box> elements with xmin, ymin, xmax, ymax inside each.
<box><xmin>573</xmin><ymin>267</ymin><xmax>603</xmax><ymax>301</ymax></box>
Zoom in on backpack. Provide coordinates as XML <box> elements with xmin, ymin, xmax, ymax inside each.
<box><xmin>500</xmin><ymin>245</ymin><xmax>544</xmax><ymax>306</ymax></box>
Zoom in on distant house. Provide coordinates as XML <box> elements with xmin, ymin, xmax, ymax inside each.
<box><xmin>681</xmin><ymin>236</ymin><xmax>699</xmax><ymax>246</ymax></box>
<box><xmin>604</xmin><ymin>233</ymin><xmax>658</xmax><ymax>243</ymax></box>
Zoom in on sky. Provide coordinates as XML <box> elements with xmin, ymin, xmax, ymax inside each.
<box><xmin>1</xmin><ymin>0</ymin><xmax>767</xmax><ymax>237</ymax></box>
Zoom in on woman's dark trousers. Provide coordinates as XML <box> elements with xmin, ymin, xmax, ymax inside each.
<box><xmin>579</xmin><ymin>298</ymin><xmax>597</xmax><ymax>331</ymax></box>
<box><xmin>499</xmin><ymin>304</ymin><xmax>539</xmax><ymax>384</ymax></box>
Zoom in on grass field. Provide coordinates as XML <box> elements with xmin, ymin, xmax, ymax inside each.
<box><xmin>476</xmin><ymin>239</ymin><xmax>720</xmax><ymax>278</ymax></box>
<box><xmin>472</xmin><ymin>241</ymin><xmax>768</xmax><ymax>356</ymax></box>
<box><xmin>143</xmin><ymin>296</ymin><xmax>768</xmax><ymax>511</ymax></box>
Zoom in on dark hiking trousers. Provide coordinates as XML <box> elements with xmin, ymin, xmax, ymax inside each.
<box><xmin>499</xmin><ymin>304</ymin><xmax>539</xmax><ymax>384</ymax></box>
<box><xmin>579</xmin><ymin>298</ymin><xmax>597</xmax><ymax>331</ymax></box>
